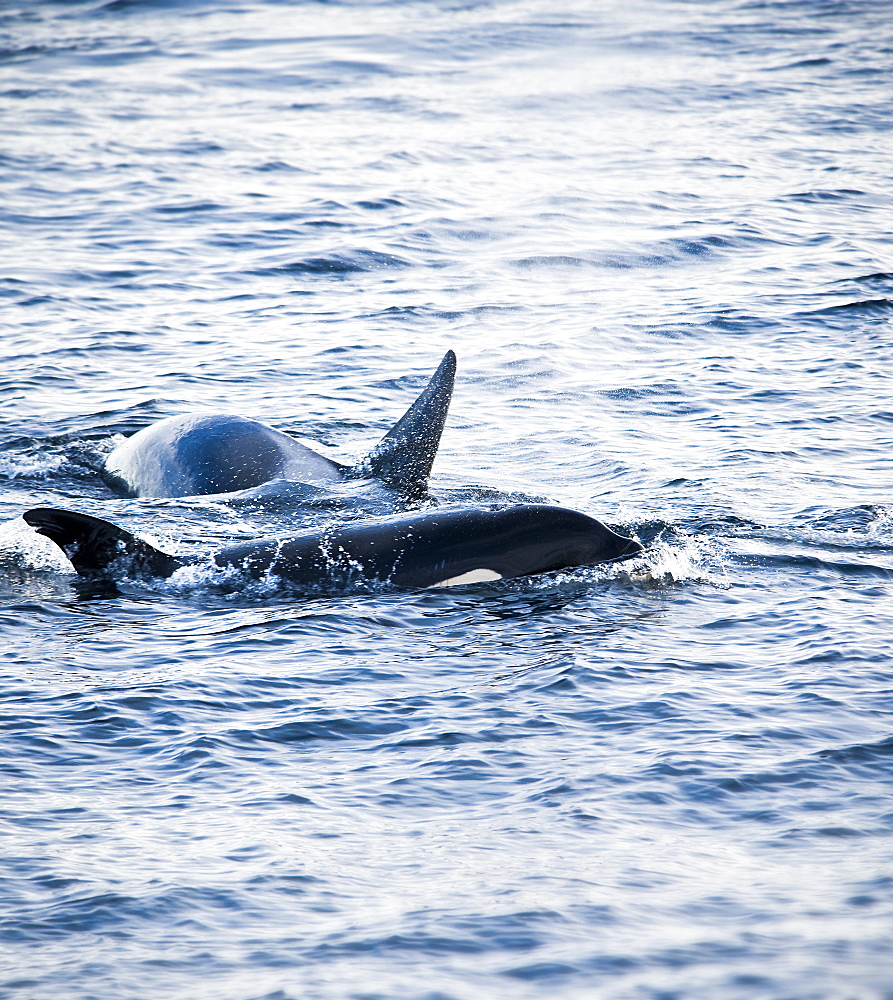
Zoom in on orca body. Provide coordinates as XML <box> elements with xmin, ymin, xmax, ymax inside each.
<box><xmin>103</xmin><ymin>351</ymin><xmax>456</xmax><ymax>499</ymax></box>
<box><xmin>23</xmin><ymin>504</ymin><xmax>643</xmax><ymax>591</ymax></box>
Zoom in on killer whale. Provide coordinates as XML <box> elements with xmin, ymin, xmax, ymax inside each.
<box><xmin>23</xmin><ymin>504</ymin><xmax>643</xmax><ymax>591</ymax></box>
<box><xmin>102</xmin><ymin>351</ymin><xmax>456</xmax><ymax>499</ymax></box>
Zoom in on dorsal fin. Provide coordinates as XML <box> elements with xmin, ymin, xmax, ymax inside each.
<box><xmin>349</xmin><ymin>350</ymin><xmax>456</xmax><ymax>494</ymax></box>
<box><xmin>23</xmin><ymin>508</ymin><xmax>182</xmax><ymax>579</ymax></box>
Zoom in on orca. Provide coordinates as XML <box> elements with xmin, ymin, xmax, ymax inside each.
<box><xmin>102</xmin><ymin>351</ymin><xmax>456</xmax><ymax>499</ymax></box>
<box><xmin>23</xmin><ymin>504</ymin><xmax>643</xmax><ymax>591</ymax></box>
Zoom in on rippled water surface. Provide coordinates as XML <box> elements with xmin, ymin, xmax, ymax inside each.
<box><xmin>2</xmin><ymin>1</ymin><xmax>893</xmax><ymax>998</ymax></box>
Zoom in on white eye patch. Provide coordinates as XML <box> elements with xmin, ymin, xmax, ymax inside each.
<box><xmin>429</xmin><ymin>568</ymin><xmax>503</xmax><ymax>589</ymax></box>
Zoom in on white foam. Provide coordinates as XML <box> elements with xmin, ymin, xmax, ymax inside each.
<box><xmin>619</xmin><ymin>535</ymin><xmax>730</xmax><ymax>588</ymax></box>
<box><xmin>0</xmin><ymin>451</ymin><xmax>64</xmax><ymax>480</ymax></box>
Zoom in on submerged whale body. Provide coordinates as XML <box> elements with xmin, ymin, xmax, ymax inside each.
<box><xmin>23</xmin><ymin>504</ymin><xmax>644</xmax><ymax>591</ymax></box>
<box><xmin>103</xmin><ymin>351</ymin><xmax>456</xmax><ymax>499</ymax></box>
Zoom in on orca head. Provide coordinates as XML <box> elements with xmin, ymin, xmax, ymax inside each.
<box><xmin>565</xmin><ymin>509</ymin><xmax>643</xmax><ymax>565</ymax></box>
<box><xmin>583</xmin><ymin>520</ymin><xmax>644</xmax><ymax>563</ymax></box>
<box><xmin>491</xmin><ymin>505</ymin><xmax>643</xmax><ymax>577</ymax></box>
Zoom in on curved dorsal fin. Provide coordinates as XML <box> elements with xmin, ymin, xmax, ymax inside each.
<box><xmin>349</xmin><ymin>350</ymin><xmax>456</xmax><ymax>494</ymax></box>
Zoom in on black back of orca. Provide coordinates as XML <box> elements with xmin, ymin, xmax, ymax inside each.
<box><xmin>102</xmin><ymin>351</ymin><xmax>456</xmax><ymax>498</ymax></box>
<box><xmin>220</xmin><ymin>504</ymin><xmax>643</xmax><ymax>589</ymax></box>
<box><xmin>23</xmin><ymin>504</ymin><xmax>643</xmax><ymax>590</ymax></box>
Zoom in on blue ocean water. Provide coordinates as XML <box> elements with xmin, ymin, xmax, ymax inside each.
<box><xmin>2</xmin><ymin>0</ymin><xmax>893</xmax><ymax>997</ymax></box>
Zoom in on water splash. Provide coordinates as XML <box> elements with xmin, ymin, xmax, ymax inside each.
<box><xmin>0</xmin><ymin>515</ymin><xmax>73</xmax><ymax>572</ymax></box>
<box><xmin>620</xmin><ymin>533</ymin><xmax>730</xmax><ymax>589</ymax></box>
